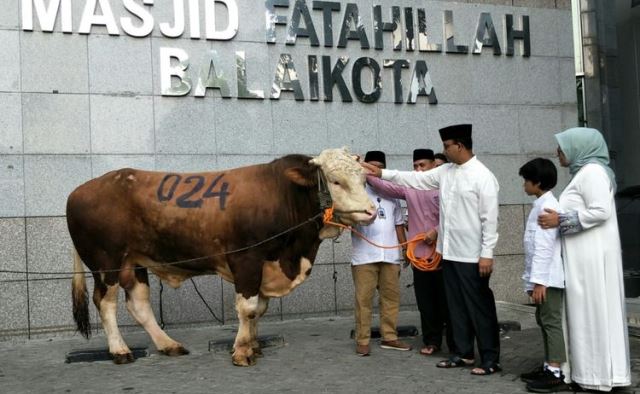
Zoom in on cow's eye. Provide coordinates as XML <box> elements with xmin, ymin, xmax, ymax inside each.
<box><xmin>332</xmin><ymin>181</ymin><xmax>340</xmax><ymax>186</ymax></box>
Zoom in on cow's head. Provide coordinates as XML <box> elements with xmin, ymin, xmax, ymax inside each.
<box><xmin>308</xmin><ymin>148</ymin><xmax>377</xmax><ymax>238</ymax></box>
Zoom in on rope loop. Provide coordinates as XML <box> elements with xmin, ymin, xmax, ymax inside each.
<box><xmin>322</xmin><ymin>206</ymin><xmax>441</xmax><ymax>271</ymax></box>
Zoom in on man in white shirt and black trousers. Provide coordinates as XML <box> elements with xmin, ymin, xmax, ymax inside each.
<box><xmin>361</xmin><ymin>124</ymin><xmax>502</xmax><ymax>376</ymax></box>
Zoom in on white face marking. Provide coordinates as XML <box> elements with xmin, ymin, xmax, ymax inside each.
<box><xmin>312</xmin><ymin>148</ymin><xmax>376</xmax><ymax>225</ymax></box>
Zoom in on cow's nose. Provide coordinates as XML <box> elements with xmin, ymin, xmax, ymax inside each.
<box><xmin>364</xmin><ymin>209</ymin><xmax>377</xmax><ymax>223</ymax></box>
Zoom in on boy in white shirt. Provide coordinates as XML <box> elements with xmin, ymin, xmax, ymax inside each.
<box><xmin>518</xmin><ymin>158</ymin><xmax>568</xmax><ymax>393</ymax></box>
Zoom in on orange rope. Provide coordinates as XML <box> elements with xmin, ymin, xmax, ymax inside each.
<box><xmin>323</xmin><ymin>207</ymin><xmax>441</xmax><ymax>271</ymax></box>
<box><xmin>406</xmin><ymin>233</ymin><xmax>442</xmax><ymax>271</ymax></box>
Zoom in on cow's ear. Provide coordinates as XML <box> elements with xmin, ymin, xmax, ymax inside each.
<box><xmin>284</xmin><ymin>167</ymin><xmax>317</xmax><ymax>187</ymax></box>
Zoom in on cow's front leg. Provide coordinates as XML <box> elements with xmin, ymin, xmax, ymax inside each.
<box><xmin>232</xmin><ymin>293</ymin><xmax>260</xmax><ymax>366</ymax></box>
<box><xmin>249</xmin><ymin>295</ymin><xmax>270</xmax><ymax>357</ymax></box>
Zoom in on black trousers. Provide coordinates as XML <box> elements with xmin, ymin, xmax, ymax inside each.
<box><xmin>442</xmin><ymin>259</ymin><xmax>500</xmax><ymax>365</ymax></box>
<box><xmin>412</xmin><ymin>266</ymin><xmax>454</xmax><ymax>352</ymax></box>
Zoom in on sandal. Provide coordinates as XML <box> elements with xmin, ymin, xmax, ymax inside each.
<box><xmin>470</xmin><ymin>363</ymin><xmax>502</xmax><ymax>376</ymax></box>
<box><xmin>419</xmin><ymin>345</ymin><xmax>440</xmax><ymax>356</ymax></box>
<box><xmin>436</xmin><ymin>356</ymin><xmax>475</xmax><ymax>368</ymax></box>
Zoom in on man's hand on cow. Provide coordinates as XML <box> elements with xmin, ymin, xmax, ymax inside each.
<box><xmin>478</xmin><ymin>257</ymin><xmax>494</xmax><ymax>277</ymax></box>
<box><xmin>361</xmin><ymin>161</ymin><xmax>382</xmax><ymax>177</ymax></box>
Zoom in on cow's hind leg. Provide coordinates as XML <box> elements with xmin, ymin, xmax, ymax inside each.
<box><xmin>122</xmin><ymin>266</ymin><xmax>189</xmax><ymax>357</ymax></box>
<box><xmin>93</xmin><ymin>280</ymin><xmax>134</xmax><ymax>364</ymax></box>
<box><xmin>232</xmin><ymin>293</ymin><xmax>262</xmax><ymax>366</ymax></box>
<box><xmin>249</xmin><ymin>296</ymin><xmax>269</xmax><ymax>357</ymax></box>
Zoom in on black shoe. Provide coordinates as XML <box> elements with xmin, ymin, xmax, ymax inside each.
<box><xmin>520</xmin><ymin>365</ymin><xmax>546</xmax><ymax>383</ymax></box>
<box><xmin>526</xmin><ymin>369</ymin><xmax>571</xmax><ymax>393</ymax></box>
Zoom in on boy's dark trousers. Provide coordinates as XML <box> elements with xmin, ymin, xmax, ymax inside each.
<box><xmin>535</xmin><ymin>287</ymin><xmax>566</xmax><ymax>363</ymax></box>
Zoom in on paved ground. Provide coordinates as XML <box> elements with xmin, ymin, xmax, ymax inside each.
<box><xmin>1</xmin><ymin>302</ymin><xmax>638</xmax><ymax>393</ymax></box>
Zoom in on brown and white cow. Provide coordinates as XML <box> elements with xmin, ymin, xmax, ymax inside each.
<box><xmin>68</xmin><ymin>148</ymin><xmax>375</xmax><ymax>366</ymax></box>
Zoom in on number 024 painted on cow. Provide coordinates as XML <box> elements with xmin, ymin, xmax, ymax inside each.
<box><xmin>156</xmin><ymin>174</ymin><xmax>229</xmax><ymax>210</ymax></box>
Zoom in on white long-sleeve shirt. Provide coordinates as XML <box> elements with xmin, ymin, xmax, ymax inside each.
<box><xmin>523</xmin><ymin>191</ymin><xmax>564</xmax><ymax>291</ymax></box>
<box><xmin>381</xmin><ymin>156</ymin><xmax>499</xmax><ymax>263</ymax></box>
<box><xmin>351</xmin><ymin>185</ymin><xmax>404</xmax><ymax>265</ymax></box>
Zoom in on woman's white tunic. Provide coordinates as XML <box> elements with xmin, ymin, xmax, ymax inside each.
<box><xmin>560</xmin><ymin>163</ymin><xmax>630</xmax><ymax>391</ymax></box>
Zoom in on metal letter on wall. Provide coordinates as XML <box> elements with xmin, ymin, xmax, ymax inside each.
<box><xmin>194</xmin><ymin>50</ymin><xmax>232</xmax><ymax>98</ymax></box>
<box><xmin>352</xmin><ymin>57</ymin><xmax>381</xmax><ymax>103</ymax></box>
<box><xmin>189</xmin><ymin>0</ymin><xmax>200</xmax><ymax>38</ymax></box>
<box><xmin>405</xmin><ymin>7</ymin><xmax>415</xmax><ymax>51</ymax></box>
<box><xmin>417</xmin><ymin>8</ymin><xmax>442</xmax><ymax>52</ymax></box>
<box><xmin>287</xmin><ymin>0</ymin><xmax>320</xmax><ymax>46</ymax></box>
<box><xmin>443</xmin><ymin>10</ymin><xmax>468</xmax><ymax>54</ymax></box>
<box><xmin>159</xmin><ymin>0</ymin><xmax>185</xmax><ymax>37</ymax></box>
<box><xmin>407</xmin><ymin>60</ymin><xmax>437</xmax><ymax>104</ymax></box>
<box><xmin>373</xmin><ymin>5</ymin><xmax>401</xmax><ymax>51</ymax></box>
<box><xmin>322</xmin><ymin>56</ymin><xmax>352</xmax><ymax>102</ymax></box>
<box><xmin>22</xmin><ymin>0</ymin><xmax>73</xmax><ymax>32</ymax></box>
<box><xmin>205</xmin><ymin>0</ymin><xmax>239</xmax><ymax>40</ymax></box>
<box><xmin>266</xmin><ymin>0</ymin><xmax>289</xmax><ymax>43</ymax></box>
<box><xmin>337</xmin><ymin>3</ymin><xmax>370</xmax><ymax>49</ymax></box>
<box><xmin>271</xmin><ymin>53</ymin><xmax>305</xmax><ymax>100</ymax></box>
<box><xmin>473</xmin><ymin>12</ymin><xmax>501</xmax><ymax>55</ymax></box>
<box><xmin>383</xmin><ymin>59</ymin><xmax>410</xmax><ymax>103</ymax></box>
<box><xmin>312</xmin><ymin>1</ymin><xmax>341</xmax><ymax>47</ymax></box>
<box><xmin>505</xmin><ymin>14</ymin><xmax>530</xmax><ymax>57</ymax></box>
<box><xmin>236</xmin><ymin>51</ymin><xmax>265</xmax><ymax>99</ymax></box>
<box><xmin>121</xmin><ymin>0</ymin><xmax>155</xmax><ymax>37</ymax></box>
<box><xmin>160</xmin><ymin>47</ymin><xmax>192</xmax><ymax>96</ymax></box>
<box><xmin>308</xmin><ymin>55</ymin><xmax>320</xmax><ymax>101</ymax></box>
<box><xmin>79</xmin><ymin>0</ymin><xmax>120</xmax><ymax>35</ymax></box>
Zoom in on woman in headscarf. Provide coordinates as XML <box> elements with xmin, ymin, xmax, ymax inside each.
<box><xmin>538</xmin><ymin>127</ymin><xmax>630</xmax><ymax>391</ymax></box>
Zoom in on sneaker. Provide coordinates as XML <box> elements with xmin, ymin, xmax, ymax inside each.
<box><xmin>356</xmin><ymin>344</ymin><xmax>370</xmax><ymax>356</ymax></box>
<box><xmin>520</xmin><ymin>365</ymin><xmax>546</xmax><ymax>383</ymax></box>
<box><xmin>526</xmin><ymin>369</ymin><xmax>570</xmax><ymax>393</ymax></box>
<box><xmin>380</xmin><ymin>339</ymin><xmax>412</xmax><ymax>351</ymax></box>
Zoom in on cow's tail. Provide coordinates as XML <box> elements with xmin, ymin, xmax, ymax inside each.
<box><xmin>72</xmin><ymin>249</ymin><xmax>91</xmax><ymax>339</ymax></box>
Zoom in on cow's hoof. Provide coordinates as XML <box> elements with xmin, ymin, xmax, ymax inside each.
<box><xmin>111</xmin><ymin>352</ymin><xmax>135</xmax><ymax>364</ymax></box>
<box><xmin>232</xmin><ymin>353</ymin><xmax>257</xmax><ymax>367</ymax></box>
<box><xmin>159</xmin><ymin>345</ymin><xmax>190</xmax><ymax>357</ymax></box>
<box><xmin>252</xmin><ymin>347</ymin><xmax>264</xmax><ymax>358</ymax></box>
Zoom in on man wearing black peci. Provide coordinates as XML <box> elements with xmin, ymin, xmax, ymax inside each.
<box><xmin>361</xmin><ymin>124</ymin><xmax>501</xmax><ymax>376</ymax></box>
